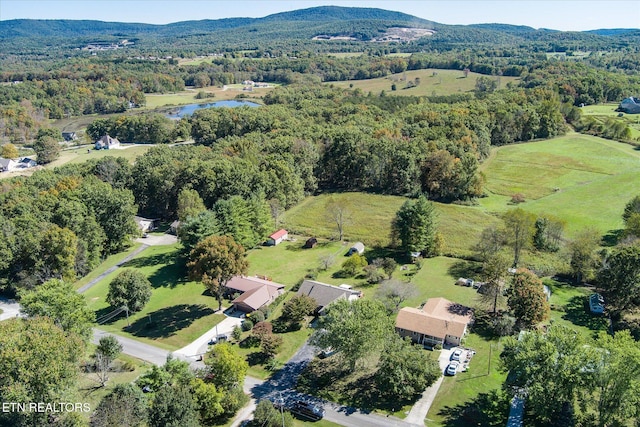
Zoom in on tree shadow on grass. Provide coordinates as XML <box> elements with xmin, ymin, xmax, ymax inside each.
<box><xmin>448</xmin><ymin>260</ymin><xmax>482</xmax><ymax>281</ymax></box>
<box><xmin>121</xmin><ymin>250</ymin><xmax>178</xmax><ymax>269</ymax></box>
<box><xmin>562</xmin><ymin>295</ymin><xmax>609</xmax><ymax>334</ymax></box>
<box><xmin>127</xmin><ymin>304</ymin><xmax>214</xmax><ymax>339</ymax></box>
<box><xmin>437</xmin><ymin>389</ymin><xmax>510</xmax><ymax>427</ymax></box>
<box><xmin>146</xmin><ymin>262</ymin><xmax>189</xmax><ymax>288</ymax></box>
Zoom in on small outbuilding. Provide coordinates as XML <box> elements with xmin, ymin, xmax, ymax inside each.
<box><xmin>267</xmin><ymin>229</ymin><xmax>288</xmax><ymax>246</ymax></box>
<box><xmin>0</xmin><ymin>157</ymin><xmax>18</xmax><ymax>172</ymax></box>
<box><xmin>346</xmin><ymin>242</ymin><xmax>365</xmax><ymax>256</ymax></box>
<box><xmin>303</xmin><ymin>237</ymin><xmax>318</xmax><ymax>249</ymax></box>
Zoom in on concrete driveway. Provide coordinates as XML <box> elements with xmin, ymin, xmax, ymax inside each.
<box><xmin>404</xmin><ymin>347</ymin><xmax>454</xmax><ymax>425</ymax></box>
<box><xmin>135</xmin><ymin>233</ymin><xmax>177</xmax><ymax>246</ymax></box>
<box><xmin>0</xmin><ymin>297</ymin><xmax>22</xmax><ymax>321</ymax></box>
<box><xmin>173</xmin><ymin>308</ymin><xmax>243</xmax><ymax>361</ymax></box>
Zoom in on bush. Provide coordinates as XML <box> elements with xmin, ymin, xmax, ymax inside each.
<box><xmin>248</xmin><ymin>310</ymin><xmax>265</xmax><ymax>324</ymax></box>
<box><xmin>232</xmin><ymin>325</ymin><xmax>242</xmax><ymax>341</ymax></box>
<box><xmin>241</xmin><ymin>319</ymin><xmax>254</xmax><ymax>331</ymax></box>
<box><xmin>510</xmin><ymin>193</ymin><xmax>526</xmax><ymax>204</ymax></box>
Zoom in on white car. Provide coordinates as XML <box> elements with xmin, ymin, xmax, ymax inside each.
<box><xmin>446</xmin><ymin>361</ymin><xmax>459</xmax><ymax>376</ymax></box>
<box><xmin>451</xmin><ymin>349</ymin><xmax>463</xmax><ymax>361</ymax></box>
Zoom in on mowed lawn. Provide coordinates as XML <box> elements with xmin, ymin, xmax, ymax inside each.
<box><xmin>82</xmin><ymin>244</ymin><xmax>225</xmax><ymax>351</ymax></box>
<box><xmin>144</xmin><ymin>86</ymin><xmax>270</xmax><ymax>109</ymax></box>
<box><xmin>479</xmin><ymin>133</ymin><xmax>640</xmax><ymax>237</ymax></box>
<box><xmin>329</xmin><ymin>68</ymin><xmax>520</xmax><ymax>97</ymax></box>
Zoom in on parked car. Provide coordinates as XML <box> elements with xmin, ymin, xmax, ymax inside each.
<box><xmin>208</xmin><ymin>333</ymin><xmax>229</xmax><ymax>345</ymax></box>
<box><xmin>589</xmin><ymin>293</ymin><xmax>605</xmax><ymax>314</ymax></box>
<box><xmin>446</xmin><ymin>361</ymin><xmax>460</xmax><ymax>376</ymax></box>
<box><xmin>318</xmin><ymin>347</ymin><xmax>336</xmax><ymax>359</ymax></box>
<box><xmin>290</xmin><ymin>400</ymin><xmax>325</xmax><ymax>420</ymax></box>
<box><xmin>451</xmin><ymin>349</ymin><xmax>463</xmax><ymax>361</ymax></box>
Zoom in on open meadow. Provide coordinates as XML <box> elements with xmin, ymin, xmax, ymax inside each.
<box><xmin>143</xmin><ymin>85</ymin><xmax>272</xmax><ymax>109</ymax></box>
<box><xmin>329</xmin><ymin>68</ymin><xmax>520</xmax><ymax>97</ymax></box>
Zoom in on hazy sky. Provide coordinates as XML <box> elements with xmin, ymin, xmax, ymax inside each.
<box><xmin>0</xmin><ymin>1</ymin><xmax>638</xmax><ymax>31</ymax></box>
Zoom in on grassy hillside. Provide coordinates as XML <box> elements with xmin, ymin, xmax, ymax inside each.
<box><xmin>480</xmin><ymin>133</ymin><xmax>640</xmax><ymax>236</ymax></box>
<box><xmin>329</xmin><ymin>68</ymin><xmax>520</xmax><ymax>96</ymax></box>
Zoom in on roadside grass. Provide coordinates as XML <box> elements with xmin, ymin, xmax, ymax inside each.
<box><xmin>83</xmin><ymin>244</ymin><xmax>225</xmax><ymax>351</ymax></box>
<box><xmin>329</xmin><ymin>68</ymin><xmax>519</xmax><ymax>97</ymax></box>
<box><xmin>75</xmin><ymin>351</ymin><xmax>149</xmax><ymax>422</ymax></box>
<box><xmin>74</xmin><ymin>242</ymin><xmax>143</xmax><ymax>291</ymax></box>
<box><xmin>292</xmin><ymin>419</ymin><xmax>343</xmax><ymax>427</ymax></box>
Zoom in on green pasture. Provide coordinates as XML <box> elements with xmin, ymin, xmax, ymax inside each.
<box><xmin>82</xmin><ymin>244</ymin><xmax>225</xmax><ymax>351</ymax></box>
<box><xmin>329</xmin><ymin>68</ymin><xmax>520</xmax><ymax>97</ymax></box>
<box><xmin>580</xmin><ymin>103</ymin><xmax>621</xmax><ymax>116</ymax></box>
<box><xmin>479</xmin><ymin>133</ymin><xmax>640</xmax><ymax>236</ymax></box>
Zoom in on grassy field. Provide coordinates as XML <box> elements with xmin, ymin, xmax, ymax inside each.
<box><xmin>82</xmin><ymin>244</ymin><xmax>225</xmax><ymax>350</ymax></box>
<box><xmin>480</xmin><ymin>133</ymin><xmax>640</xmax><ymax>237</ymax></box>
<box><xmin>329</xmin><ymin>69</ymin><xmax>520</xmax><ymax>97</ymax></box>
<box><xmin>74</xmin><ymin>242</ymin><xmax>143</xmax><ymax>290</ymax></box>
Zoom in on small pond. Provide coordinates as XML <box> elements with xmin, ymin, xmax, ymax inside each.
<box><xmin>166</xmin><ymin>100</ymin><xmax>261</xmax><ymax>119</ymax></box>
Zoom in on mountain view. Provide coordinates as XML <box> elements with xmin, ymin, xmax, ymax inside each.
<box><xmin>0</xmin><ymin>5</ymin><xmax>639</xmax><ymax>427</ymax></box>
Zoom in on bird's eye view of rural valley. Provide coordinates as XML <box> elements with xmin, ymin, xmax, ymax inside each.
<box><xmin>0</xmin><ymin>1</ymin><xmax>639</xmax><ymax>426</ymax></box>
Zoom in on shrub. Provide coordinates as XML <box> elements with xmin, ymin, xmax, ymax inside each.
<box><xmin>241</xmin><ymin>319</ymin><xmax>254</xmax><ymax>331</ymax></box>
<box><xmin>249</xmin><ymin>310</ymin><xmax>265</xmax><ymax>324</ymax></box>
<box><xmin>511</xmin><ymin>193</ymin><xmax>526</xmax><ymax>204</ymax></box>
<box><xmin>232</xmin><ymin>325</ymin><xmax>242</xmax><ymax>341</ymax></box>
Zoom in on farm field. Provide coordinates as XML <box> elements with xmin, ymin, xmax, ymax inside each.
<box><xmin>329</xmin><ymin>68</ymin><xmax>520</xmax><ymax>97</ymax></box>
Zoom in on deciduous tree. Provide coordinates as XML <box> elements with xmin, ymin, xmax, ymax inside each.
<box><xmin>569</xmin><ymin>228</ymin><xmax>601</xmax><ymax>284</ymax></box>
<box><xmin>507</xmin><ymin>268</ymin><xmax>549</xmax><ymax>329</ymax></box>
<box><xmin>326</xmin><ymin>197</ymin><xmax>352</xmax><ymax>241</ymax></box>
<box><xmin>598</xmin><ymin>242</ymin><xmax>640</xmax><ymax>314</ymax></box>
<box><xmin>33</xmin><ymin>128</ymin><xmax>62</xmax><ymax>164</ymax></box>
<box><xmin>313</xmin><ymin>299</ymin><xmax>393</xmax><ymax>371</ymax></box>
<box><xmin>0</xmin><ymin>317</ymin><xmax>84</xmax><ymax>427</ymax></box>
<box><xmin>187</xmin><ymin>235</ymin><xmax>248</xmax><ymax>311</ymax></box>
<box><xmin>502</xmin><ymin>208</ymin><xmax>536</xmax><ymax>267</ymax></box>
<box><xmin>205</xmin><ymin>342</ymin><xmax>249</xmax><ymax>390</ymax></box>
<box><xmin>375</xmin><ymin>279</ymin><xmax>418</xmax><ymax>313</ymax></box>
<box><xmin>176</xmin><ymin>188</ymin><xmax>206</xmax><ymax>222</ymax></box>
<box><xmin>376</xmin><ymin>335</ymin><xmax>440</xmax><ymax>401</ymax></box>
<box><xmin>281</xmin><ymin>294</ymin><xmax>316</xmax><ymax>325</ymax></box>
<box><xmin>20</xmin><ymin>278</ymin><xmax>94</xmax><ymax>341</ymax></box>
<box><xmin>500</xmin><ymin>325</ymin><xmax>598</xmax><ymax>425</ymax></box>
<box><xmin>1</xmin><ymin>143</ymin><xmax>19</xmax><ymax>159</ymax></box>
<box><xmin>93</xmin><ymin>335</ymin><xmax>122</xmax><ymax>386</ymax></box>
<box><xmin>91</xmin><ymin>383</ymin><xmax>147</xmax><ymax>427</ymax></box>
<box><xmin>107</xmin><ymin>269</ymin><xmax>152</xmax><ymax>313</ymax></box>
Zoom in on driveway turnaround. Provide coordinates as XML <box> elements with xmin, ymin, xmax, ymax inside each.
<box><xmin>92</xmin><ymin>328</ymin><xmax>171</xmax><ymax>366</ymax></box>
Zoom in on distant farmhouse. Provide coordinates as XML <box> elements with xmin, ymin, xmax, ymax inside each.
<box><xmin>95</xmin><ymin>135</ymin><xmax>120</xmax><ymax>150</ymax></box>
<box><xmin>62</xmin><ymin>132</ymin><xmax>78</xmax><ymax>142</ymax></box>
<box><xmin>618</xmin><ymin>97</ymin><xmax>640</xmax><ymax>114</ymax></box>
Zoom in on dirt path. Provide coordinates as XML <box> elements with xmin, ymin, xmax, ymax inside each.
<box><xmin>77</xmin><ymin>244</ymin><xmax>149</xmax><ymax>294</ymax></box>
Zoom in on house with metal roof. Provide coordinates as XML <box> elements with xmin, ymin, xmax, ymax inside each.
<box><xmin>226</xmin><ymin>276</ymin><xmax>285</xmax><ymax>313</ymax></box>
<box><xmin>297</xmin><ymin>279</ymin><xmax>362</xmax><ymax>314</ymax></box>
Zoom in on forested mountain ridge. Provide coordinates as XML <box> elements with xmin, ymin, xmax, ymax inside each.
<box><xmin>0</xmin><ymin>5</ymin><xmax>637</xmax><ymax>54</ymax></box>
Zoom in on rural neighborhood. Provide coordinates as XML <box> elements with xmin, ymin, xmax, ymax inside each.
<box><xmin>0</xmin><ymin>2</ymin><xmax>640</xmax><ymax>427</ymax></box>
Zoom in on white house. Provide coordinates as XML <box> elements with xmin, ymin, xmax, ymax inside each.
<box><xmin>95</xmin><ymin>135</ymin><xmax>120</xmax><ymax>150</ymax></box>
<box><xmin>0</xmin><ymin>158</ymin><xmax>18</xmax><ymax>172</ymax></box>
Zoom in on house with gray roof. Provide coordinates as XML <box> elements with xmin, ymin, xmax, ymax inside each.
<box><xmin>0</xmin><ymin>157</ymin><xmax>18</xmax><ymax>172</ymax></box>
<box><xmin>297</xmin><ymin>279</ymin><xmax>362</xmax><ymax>314</ymax></box>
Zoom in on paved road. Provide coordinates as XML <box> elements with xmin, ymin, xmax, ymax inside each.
<box><xmin>92</xmin><ymin>328</ymin><xmax>172</xmax><ymax>366</ymax></box>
